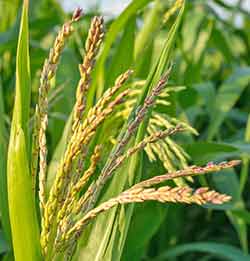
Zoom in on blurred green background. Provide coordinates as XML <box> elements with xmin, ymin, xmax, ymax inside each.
<box><xmin>0</xmin><ymin>0</ymin><xmax>250</xmax><ymax>260</ymax></box>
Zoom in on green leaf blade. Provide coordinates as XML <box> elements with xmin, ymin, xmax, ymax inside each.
<box><xmin>7</xmin><ymin>1</ymin><xmax>41</xmax><ymax>260</ymax></box>
<box><xmin>8</xmin><ymin>127</ymin><xmax>42</xmax><ymax>261</ymax></box>
<box><xmin>207</xmin><ymin>67</ymin><xmax>250</xmax><ymax>140</ymax></box>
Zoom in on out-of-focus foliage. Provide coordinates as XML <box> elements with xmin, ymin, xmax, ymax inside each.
<box><xmin>0</xmin><ymin>0</ymin><xmax>250</xmax><ymax>260</ymax></box>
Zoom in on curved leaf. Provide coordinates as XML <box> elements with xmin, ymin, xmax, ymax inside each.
<box><xmin>207</xmin><ymin>67</ymin><xmax>250</xmax><ymax>140</ymax></box>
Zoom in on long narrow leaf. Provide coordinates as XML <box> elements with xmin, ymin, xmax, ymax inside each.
<box><xmin>207</xmin><ymin>67</ymin><xmax>250</xmax><ymax>140</ymax></box>
<box><xmin>8</xmin><ymin>127</ymin><xmax>42</xmax><ymax>261</ymax></box>
<box><xmin>7</xmin><ymin>1</ymin><xmax>41</xmax><ymax>259</ymax></box>
<box><xmin>9</xmin><ymin>0</ymin><xmax>31</xmax><ymax>144</ymax></box>
<box><xmin>106</xmin><ymin>16</ymin><xmax>136</xmax><ymax>87</ymax></box>
<box><xmin>88</xmin><ymin>0</ymin><xmax>153</xmax><ymax>101</ymax></box>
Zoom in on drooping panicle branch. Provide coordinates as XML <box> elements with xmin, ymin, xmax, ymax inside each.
<box><xmin>131</xmin><ymin>160</ymin><xmax>241</xmax><ymax>189</ymax></box>
<box><xmin>57</xmin><ymin>185</ymin><xmax>230</xmax><ymax>249</ymax></box>
<box><xmin>73</xmin><ymin>125</ymin><xmax>184</xmax><ymax>215</ymax></box>
<box><xmin>103</xmin><ymin>124</ymin><xmax>186</xmax><ymax>181</ymax></box>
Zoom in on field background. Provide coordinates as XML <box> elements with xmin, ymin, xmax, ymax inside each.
<box><xmin>0</xmin><ymin>0</ymin><xmax>250</xmax><ymax>260</ymax></box>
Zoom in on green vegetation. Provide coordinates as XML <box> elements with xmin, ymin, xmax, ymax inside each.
<box><xmin>0</xmin><ymin>0</ymin><xmax>250</xmax><ymax>260</ymax></box>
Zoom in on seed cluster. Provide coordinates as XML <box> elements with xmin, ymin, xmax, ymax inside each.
<box><xmin>164</xmin><ymin>0</ymin><xmax>184</xmax><ymax>23</ymax></box>
<box><xmin>72</xmin><ymin>16</ymin><xmax>104</xmax><ymax>133</ymax></box>
<box><xmin>40</xmin><ymin>47</ymin><xmax>133</xmax><ymax>254</ymax></box>
<box><xmin>131</xmin><ymin>160</ymin><xmax>241</xmax><ymax>189</ymax></box>
<box><xmin>34</xmin><ymin>7</ymin><xmax>240</xmax><ymax>259</ymax></box>
<box><xmin>31</xmin><ymin>8</ymin><xmax>83</xmax><ymax>215</ymax></box>
<box><xmin>75</xmin><ymin>69</ymin><xmax>172</xmax><ymax>214</ymax></box>
<box><xmin>59</xmin><ymin>185</ymin><xmax>230</xmax><ymax>248</ymax></box>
